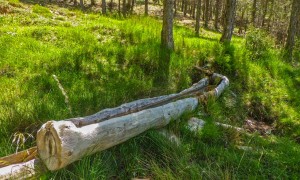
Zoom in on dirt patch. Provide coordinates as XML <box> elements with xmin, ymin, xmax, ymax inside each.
<box><xmin>243</xmin><ymin>118</ymin><xmax>273</xmax><ymax>136</ymax></box>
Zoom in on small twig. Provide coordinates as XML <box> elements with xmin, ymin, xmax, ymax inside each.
<box><xmin>52</xmin><ymin>75</ymin><xmax>73</xmax><ymax>116</ymax></box>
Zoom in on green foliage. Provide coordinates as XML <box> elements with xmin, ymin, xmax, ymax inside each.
<box><xmin>1</xmin><ymin>3</ymin><xmax>300</xmax><ymax>179</ymax></box>
<box><xmin>32</xmin><ymin>4</ymin><xmax>52</xmax><ymax>18</ymax></box>
<box><xmin>213</xmin><ymin>42</ymin><xmax>236</xmax><ymax>75</ymax></box>
<box><xmin>245</xmin><ymin>28</ymin><xmax>273</xmax><ymax>61</ymax></box>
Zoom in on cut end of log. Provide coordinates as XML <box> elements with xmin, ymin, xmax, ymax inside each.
<box><xmin>37</xmin><ymin>121</ymin><xmax>74</xmax><ymax>171</ymax></box>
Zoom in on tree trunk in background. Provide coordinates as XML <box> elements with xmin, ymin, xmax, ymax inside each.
<box><xmin>161</xmin><ymin>0</ymin><xmax>174</xmax><ymax>50</ymax></box>
<box><xmin>118</xmin><ymin>0</ymin><xmax>121</xmax><ymax>15</ymax></box>
<box><xmin>80</xmin><ymin>0</ymin><xmax>84</xmax><ymax>8</ymax></box>
<box><xmin>191</xmin><ymin>0</ymin><xmax>196</xmax><ymax>18</ymax></box>
<box><xmin>285</xmin><ymin>0</ymin><xmax>300</xmax><ymax>61</ymax></box>
<box><xmin>122</xmin><ymin>0</ymin><xmax>127</xmax><ymax>16</ymax></box>
<box><xmin>102</xmin><ymin>0</ymin><xmax>107</xmax><ymax>14</ymax></box>
<box><xmin>91</xmin><ymin>0</ymin><xmax>95</xmax><ymax>6</ymax></box>
<box><xmin>202</xmin><ymin>0</ymin><xmax>205</xmax><ymax>20</ymax></box>
<box><xmin>261</xmin><ymin>0</ymin><xmax>269</xmax><ymax>27</ymax></box>
<box><xmin>267</xmin><ymin>0</ymin><xmax>274</xmax><ymax>31</ymax></box>
<box><xmin>220</xmin><ymin>0</ymin><xmax>236</xmax><ymax>43</ymax></box>
<box><xmin>195</xmin><ymin>0</ymin><xmax>201</xmax><ymax>36</ymax></box>
<box><xmin>131</xmin><ymin>0</ymin><xmax>135</xmax><ymax>13</ymax></box>
<box><xmin>251</xmin><ymin>0</ymin><xmax>257</xmax><ymax>26</ymax></box>
<box><xmin>214</xmin><ymin>0</ymin><xmax>221</xmax><ymax>30</ymax></box>
<box><xmin>209</xmin><ymin>0</ymin><xmax>213</xmax><ymax>20</ymax></box>
<box><xmin>174</xmin><ymin>0</ymin><xmax>177</xmax><ymax>17</ymax></box>
<box><xmin>145</xmin><ymin>0</ymin><xmax>149</xmax><ymax>15</ymax></box>
<box><xmin>155</xmin><ymin>0</ymin><xmax>174</xmax><ymax>86</ymax></box>
<box><xmin>184</xmin><ymin>0</ymin><xmax>188</xmax><ymax>16</ymax></box>
<box><xmin>204</xmin><ymin>0</ymin><xmax>209</xmax><ymax>27</ymax></box>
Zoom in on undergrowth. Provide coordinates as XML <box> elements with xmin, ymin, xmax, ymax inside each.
<box><xmin>0</xmin><ymin>2</ymin><xmax>299</xmax><ymax>179</ymax></box>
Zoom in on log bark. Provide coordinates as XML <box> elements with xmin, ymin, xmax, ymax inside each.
<box><xmin>0</xmin><ymin>159</ymin><xmax>41</xmax><ymax>179</ymax></box>
<box><xmin>37</xmin><ymin>98</ymin><xmax>199</xmax><ymax>171</ymax></box>
<box><xmin>0</xmin><ymin>73</ymin><xmax>229</xmax><ymax>177</ymax></box>
<box><xmin>68</xmin><ymin>77</ymin><xmax>209</xmax><ymax>127</ymax></box>
<box><xmin>37</xmin><ymin>73</ymin><xmax>228</xmax><ymax>171</ymax></box>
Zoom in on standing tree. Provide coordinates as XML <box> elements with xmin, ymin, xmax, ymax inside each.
<box><xmin>251</xmin><ymin>0</ymin><xmax>257</xmax><ymax>26</ymax></box>
<box><xmin>80</xmin><ymin>0</ymin><xmax>84</xmax><ymax>9</ymax></box>
<box><xmin>214</xmin><ymin>0</ymin><xmax>221</xmax><ymax>30</ymax></box>
<box><xmin>102</xmin><ymin>0</ymin><xmax>107</xmax><ymax>14</ymax></box>
<box><xmin>155</xmin><ymin>0</ymin><xmax>174</xmax><ymax>86</ymax></box>
<box><xmin>285</xmin><ymin>0</ymin><xmax>300</xmax><ymax>61</ymax></box>
<box><xmin>195</xmin><ymin>0</ymin><xmax>201</xmax><ymax>36</ymax></box>
<box><xmin>220</xmin><ymin>0</ymin><xmax>236</xmax><ymax>43</ymax></box>
<box><xmin>145</xmin><ymin>0</ymin><xmax>149</xmax><ymax>15</ymax></box>
<box><xmin>204</xmin><ymin>0</ymin><xmax>209</xmax><ymax>28</ymax></box>
<box><xmin>261</xmin><ymin>0</ymin><xmax>269</xmax><ymax>27</ymax></box>
<box><xmin>122</xmin><ymin>0</ymin><xmax>127</xmax><ymax>16</ymax></box>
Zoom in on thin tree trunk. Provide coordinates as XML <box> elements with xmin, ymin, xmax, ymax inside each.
<box><xmin>204</xmin><ymin>0</ymin><xmax>209</xmax><ymax>27</ymax></box>
<box><xmin>145</xmin><ymin>0</ymin><xmax>149</xmax><ymax>15</ymax></box>
<box><xmin>155</xmin><ymin>0</ymin><xmax>175</xmax><ymax>86</ymax></box>
<box><xmin>118</xmin><ymin>0</ymin><xmax>121</xmax><ymax>15</ymax></box>
<box><xmin>191</xmin><ymin>0</ymin><xmax>196</xmax><ymax>18</ymax></box>
<box><xmin>267</xmin><ymin>0</ymin><xmax>274</xmax><ymax>31</ymax></box>
<box><xmin>102</xmin><ymin>0</ymin><xmax>107</xmax><ymax>14</ymax></box>
<box><xmin>285</xmin><ymin>0</ymin><xmax>300</xmax><ymax>61</ymax></box>
<box><xmin>261</xmin><ymin>0</ymin><xmax>269</xmax><ymax>27</ymax></box>
<box><xmin>251</xmin><ymin>0</ymin><xmax>257</xmax><ymax>26</ymax></box>
<box><xmin>91</xmin><ymin>0</ymin><xmax>95</xmax><ymax>6</ymax></box>
<box><xmin>131</xmin><ymin>0</ymin><xmax>135</xmax><ymax>13</ymax></box>
<box><xmin>184</xmin><ymin>0</ymin><xmax>188</xmax><ymax>16</ymax></box>
<box><xmin>174</xmin><ymin>0</ymin><xmax>177</xmax><ymax>17</ymax></box>
<box><xmin>220</xmin><ymin>0</ymin><xmax>236</xmax><ymax>43</ymax></box>
<box><xmin>214</xmin><ymin>0</ymin><xmax>221</xmax><ymax>30</ymax></box>
<box><xmin>122</xmin><ymin>0</ymin><xmax>127</xmax><ymax>16</ymax></box>
<box><xmin>80</xmin><ymin>0</ymin><xmax>84</xmax><ymax>8</ymax></box>
<box><xmin>195</xmin><ymin>0</ymin><xmax>201</xmax><ymax>36</ymax></box>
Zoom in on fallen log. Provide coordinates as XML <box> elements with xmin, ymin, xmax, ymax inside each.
<box><xmin>67</xmin><ymin>77</ymin><xmax>210</xmax><ymax>127</ymax></box>
<box><xmin>0</xmin><ymin>73</ymin><xmax>229</xmax><ymax>178</ymax></box>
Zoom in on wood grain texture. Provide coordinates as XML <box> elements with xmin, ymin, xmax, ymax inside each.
<box><xmin>37</xmin><ymin>98</ymin><xmax>199</xmax><ymax>171</ymax></box>
<box><xmin>0</xmin><ymin>73</ymin><xmax>229</xmax><ymax>178</ymax></box>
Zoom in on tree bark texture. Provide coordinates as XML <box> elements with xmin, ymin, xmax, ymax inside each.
<box><xmin>161</xmin><ymin>0</ymin><xmax>175</xmax><ymax>50</ymax></box>
<box><xmin>220</xmin><ymin>0</ymin><xmax>236</xmax><ymax>43</ymax></box>
<box><xmin>195</xmin><ymin>0</ymin><xmax>201</xmax><ymax>36</ymax></box>
<box><xmin>285</xmin><ymin>0</ymin><xmax>300</xmax><ymax>61</ymax></box>
<box><xmin>251</xmin><ymin>0</ymin><xmax>257</xmax><ymax>26</ymax></box>
<box><xmin>204</xmin><ymin>0</ymin><xmax>209</xmax><ymax>27</ymax></box>
<box><xmin>261</xmin><ymin>0</ymin><xmax>269</xmax><ymax>27</ymax></box>
<box><xmin>214</xmin><ymin>0</ymin><xmax>221</xmax><ymax>30</ymax></box>
<box><xmin>37</xmin><ymin>73</ymin><xmax>229</xmax><ymax>171</ymax></box>
<box><xmin>145</xmin><ymin>0</ymin><xmax>149</xmax><ymax>15</ymax></box>
<box><xmin>102</xmin><ymin>0</ymin><xmax>107</xmax><ymax>14</ymax></box>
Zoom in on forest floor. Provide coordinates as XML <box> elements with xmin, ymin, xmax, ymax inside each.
<box><xmin>1</xmin><ymin>0</ymin><xmax>300</xmax><ymax>179</ymax></box>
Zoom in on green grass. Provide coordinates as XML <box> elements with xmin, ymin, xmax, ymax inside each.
<box><xmin>0</xmin><ymin>2</ymin><xmax>300</xmax><ymax>179</ymax></box>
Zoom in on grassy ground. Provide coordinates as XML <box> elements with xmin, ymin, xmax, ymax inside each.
<box><xmin>1</xmin><ymin>1</ymin><xmax>300</xmax><ymax>179</ymax></box>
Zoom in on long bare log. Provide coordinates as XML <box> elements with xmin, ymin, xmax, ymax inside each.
<box><xmin>0</xmin><ymin>73</ymin><xmax>229</xmax><ymax>178</ymax></box>
<box><xmin>68</xmin><ymin>77</ymin><xmax>210</xmax><ymax>127</ymax></box>
<box><xmin>37</xmin><ymin>98</ymin><xmax>199</xmax><ymax>171</ymax></box>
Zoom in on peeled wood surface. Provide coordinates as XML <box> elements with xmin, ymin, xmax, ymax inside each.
<box><xmin>68</xmin><ymin>77</ymin><xmax>209</xmax><ymax>127</ymax></box>
<box><xmin>0</xmin><ymin>73</ymin><xmax>229</xmax><ymax>178</ymax></box>
<box><xmin>0</xmin><ymin>159</ymin><xmax>40</xmax><ymax>180</ymax></box>
<box><xmin>37</xmin><ymin>98</ymin><xmax>199</xmax><ymax>171</ymax></box>
<box><xmin>0</xmin><ymin>147</ymin><xmax>37</xmax><ymax>168</ymax></box>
